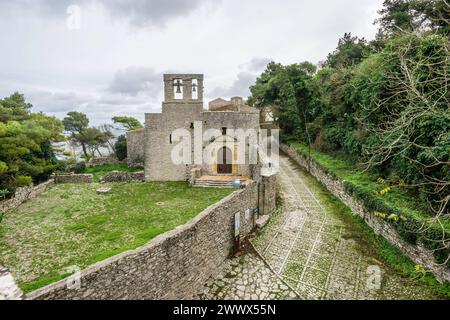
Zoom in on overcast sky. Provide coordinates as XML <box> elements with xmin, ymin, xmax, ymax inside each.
<box><xmin>0</xmin><ymin>0</ymin><xmax>383</xmax><ymax>125</ymax></box>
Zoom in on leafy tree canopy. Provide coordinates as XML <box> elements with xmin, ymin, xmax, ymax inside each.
<box><xmin>0</xmin><ymin>93</ymin><xmax>64</xmax><ymax>193</ymax></box>
<box><xmin>112</xmin><ymin>116</ymin><xmax>143</xmax><ymax>131</ymax></box>
<box><xmin>323</xmin><ymin>33</ymin><xmax>372</xmax><ymax>68</ymax></box>
<box><xmin>376</xmin><ymin>0</ymin><xmax>450</xmax><ymax>36</ymax></box>
<box><xmin>115</xmin><ymin>135</ymin><xmax>127</xmax><ymax>161</ymax></box>
<box><xmin>248</xmin><ymin>62</ymin><xmax>317</xmax><ymax>140</ymax></box>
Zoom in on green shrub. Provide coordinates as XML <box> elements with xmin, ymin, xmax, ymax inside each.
<box><xmin>0</xmin><ymin>189</ymin><xmax>9</xmax><ymax>200</ymax></box>
<box><xmin>14</xmin><ymin>175</ymin><xmax>32</xmax><ymax>187</ymax></box>
<box><xmin>73</xmin><ymin>162</ymin><xmax>86</xmax><ymax>174</ymax></box>
<box><xmin>115</xmin><ymin>135</ymin><xmax>127</xmax><ymax>161</ymax></box>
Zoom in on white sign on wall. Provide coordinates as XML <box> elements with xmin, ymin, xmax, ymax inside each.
<box><xmin>234</xmin><ymin>212</ymin><xmax>240</xmax><ymax>237</ymax></box>
<box><xmin>245</xmin><ymin>209</ymin><xmax>250</xmax><ymax>221</ymax></box>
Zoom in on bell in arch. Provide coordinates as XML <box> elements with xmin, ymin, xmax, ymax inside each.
<box><xmin>191</xmin><ymin>79</ymin><xmax>199</xmax><ymax>100</ymax></box>
<box><xmin>175</xmin><ymin>80</ymin><xmax>182</xmax><ymax>94</ymax></box>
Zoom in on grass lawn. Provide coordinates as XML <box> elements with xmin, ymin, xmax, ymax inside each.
<box><xmin>84</xmin><ymin>164</ymin><xmax>143</xmax><ymax>182</ymax></box>
<box><xmin>0</xmin><ymin>182</ymin><xmax>232</xmax><ymax>293</ymax></box>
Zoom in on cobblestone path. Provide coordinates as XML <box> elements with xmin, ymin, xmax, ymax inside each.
<box><xmin>201</xmin><ymin>155</ymin><xmax>443</xmax><ymax>300</ymax></box>
<box><xmin>200</xmin><ymin>254</ymin><xmax>299</xmax><ymax>300</ymax></box>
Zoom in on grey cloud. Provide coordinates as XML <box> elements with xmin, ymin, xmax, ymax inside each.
<box><xmin>243</xmin><ymin>57</ymin><xmax>273</xmax><ymax>72</ymax></box>
<box><xmin>22</xmin><ymin>66</ymin><xmax>164</xmax><ymax>126</ymax></box>
<box><xmin>1</xmin><ymin>0</ymin><xmax>219</xmax><ymax>27</ymax></box>
<box><xmin>26</xmin><ymin>89</ymin><xmax>152</xmax><ymax>126</ymax></box>
<box><xmin>101</xmin><ymin>0</ymin><xmax>220</xmax><ymax>27</ymax></box>
<box><xmin>210</xmin><ymin>57</ymin><xmax>272</xmax><ymax>99</ymax></box>
<box><xmin>28</xmin><ymin>90</ymin><xmax>90</xmax><ymax>113</ymax></box>
<box><xmin>108</xmin><ymin>67</ymin><xmax>162</xmax><ymax>97</ymax></box>
<box><xmin>97</xmin><ymin>94</ymin><xmax>148</xmax><ymax>106</ymax></box>
<box><xmin>209</xmin><ymin>72</ymin><xmax>257</xmax><ymax>99</ymax></box>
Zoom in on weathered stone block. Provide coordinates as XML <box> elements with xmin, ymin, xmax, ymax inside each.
<box><xmin>0</xmin><ymin>180</ymin><xmax>54</xmax><ymax>214</ymax></box>
<box><xmin>100</xmin><ymin>171</ymin><xmax>144</xmax><ymax>183</ymax></box>
<box><xmin>96</xmin><ymin>187</ymin><xmax>112</xmax><ymax>194</ymax></box>
<box><xmin>0</xmin><ymin>267</ymin><xmax>23</xmax><ymax>300</ymax></box>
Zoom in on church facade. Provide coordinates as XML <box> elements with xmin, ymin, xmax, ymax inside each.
<box><xmin>127</xmin><ymin>74</ymin><xmax>264</xmax><ymax>183</ymax></box>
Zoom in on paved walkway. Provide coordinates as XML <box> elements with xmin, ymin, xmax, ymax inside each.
<box><xmin>200</xmin><ymin>254</ymin><xmax>299</xmax><ymax>300</ymax></box>
<box><xmin>252</xmin><ymin>155</ymin><xmax>366</xmax><ymax>299</ymax></box>
<box><xmin>201</xmin><ymin>155</ymin><xmax>443</xmax><ymax>300</ymax></box>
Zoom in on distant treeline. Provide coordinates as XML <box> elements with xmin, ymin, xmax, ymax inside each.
<box><xmin>0</xmin><ymin>94</ymin><xmax>142</xmax><ymax>198</ymax></box>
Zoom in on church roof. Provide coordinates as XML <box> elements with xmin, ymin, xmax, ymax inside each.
<box><xmin>211</xmin><ymin>104</ymin><xmax>259</xmax><ymax>114</ymax></box>
<box><xmin>207</xmin><ymin>97</ymin><xmax>259</xmax><ymax>113</ymax></box>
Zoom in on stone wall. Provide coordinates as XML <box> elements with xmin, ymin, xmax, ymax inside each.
<box><xmin>86</xmin><ymin>157</ymin><xmax>125</xmax><ymax>168</ymax></box>
<box><xmin>53</xmin><ymin>174</ymin><xmax>93</xmax><ymax>184</ymax></box>
<box><xmin>281</xmin><ymin>144</ymin><xmax>450</xmax><ymax>283</ymax></box>
<box><xmin>260</xmin><ymin>174</ymin><xmax>277</xmax><ymax>216</ymax></box>
<box><xmin>100</xmin><ymin>171</ymin><xmax>145</xmax><ymax>183</ymax></box>
<box><xmin>126</xmin><ymin>129</ymin><xmax>145</xmax><ymax>168</ymax></box>
<box><xmin>0</xmin><ymin>180</ymin><xmax>54</xmax><ymax>214</ymax></box>
<box><xmin>27</xmin><ymin>181</ymin><xmax>262</xmax><ymax>300</ymax></box>
<box><xmin>145</xmin><ymin>103</ymin><xmax>204</xmax><ymax>181</ymax></box>
<box><xmin>144</xmin><ymin>103</ymin><xmax>260</xmax><ymax>181</ymax></box>
<box><xmin>0</xmin><ymin>267</ymin><xmax>23</xmax><ymax>300</ymax></box>
<box><xmin>201</xmin><ymin>111</ymin><xmax>261</xmax><ymax>177</ymax></box>
<box><xmin>187</xmin><ymin>165</ymin><xmax>202</xmax><ymax>186</ymax></box>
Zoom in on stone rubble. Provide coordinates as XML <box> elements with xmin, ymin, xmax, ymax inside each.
<box><xmin>0</xmin><ymin>267</ymin><xmax>23</xmax><ymax>300</ymax></box>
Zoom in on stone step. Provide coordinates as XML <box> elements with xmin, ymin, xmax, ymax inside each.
<box><xmin>255</xmin><ymin>215</ymin><xmax>270</xmax><ymax>229</ymax></box>
<box><xmin>193</xmin><ymin>180</ymin><xmax>235</xmax><ymax>188</ymax></box>
<box><xmin>193</xmin><ymin>177</ymin><xmax>249</xmax><ymax>189</ymax></box>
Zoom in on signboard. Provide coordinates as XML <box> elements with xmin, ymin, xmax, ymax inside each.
<box><xmin>245</xmin><ymin>209</ymin><xmax>250</xmax><ymax>221</ymax></box>
<box><xmin>234</xmin><ymin>212</ymin><xmax>240</xmax><ymax>237</ymax></box>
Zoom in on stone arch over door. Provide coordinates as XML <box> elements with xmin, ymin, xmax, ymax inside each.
<box><xmin>217</xmin><ymin>146</ymin><xmax>233</xmax><ymax>174</ymax></box>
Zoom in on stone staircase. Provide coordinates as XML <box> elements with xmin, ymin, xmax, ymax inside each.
<box><xmin>193</xmin><ymin>180</ymin><xmax>234</xmax><ymax>188</ymax></box>
<box><xmin>193</xmin><ymin>176</ymin><xmax>249</xmax><ymax>188</ymax></box>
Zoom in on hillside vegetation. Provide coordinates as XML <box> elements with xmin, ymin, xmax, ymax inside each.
<box><xmin>248</xmin><ymin>1</ymin><xmax>449</xmax><ymax>266</ymax></box>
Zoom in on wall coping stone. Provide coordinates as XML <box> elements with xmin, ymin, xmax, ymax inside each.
<box><xmin>0</xmin><ymin>179</ymin><xmax>54</xmax><ymax>214</ymax></box>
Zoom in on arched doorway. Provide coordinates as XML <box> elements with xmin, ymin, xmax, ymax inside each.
<box><xmin>217</xmin><ymin>146</ymin><xmax>232</xmax><ymax>174</ymax></box>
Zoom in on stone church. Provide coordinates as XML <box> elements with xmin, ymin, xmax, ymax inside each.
<box><xmin>127</xmin><ymin>74</ymin><xmax>270</xmax><ymax>186</ymax></box>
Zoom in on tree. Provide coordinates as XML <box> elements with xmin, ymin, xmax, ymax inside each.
<box><xmin>63</xmin><ymin>111</ymin><xmax>90</xmax><ymax>158</ymax></box>
<box><xmin>112</xmin><ymin>116</ymin><xmax>143</xmax><ymax>131</ymax></box>
<box><xmin>0</xmin><ymin>93</ymin><xmax>64</xmax><ymax>194</ymax></box>
<box><xmin>376</xmin><ymin>0</ymin><xmax>450</xmax><ymax>36</ymax></box>
<box><xmin>0</xmin><ymin>92</ymin><xmax>33</xmax><ymax>122</ymax></box>
<box><xmin>249</xmin><ymin>62</ymin><xmax>316</xmax><ymax>141</ymax></box>
<box><xmin>78</xmin><ymin>127</ymin><xmax>109</xmax><ymax>158</ymax></box>
<box><xmin>99</xmin><ymin>124</ymin><xmax>117</xmax><ymax>156</ymax></box>
<box><xmin>323</xmin><ymin>33</ymin><xmax>372</xmax><ymax>68</ymax></box>
<box><xmin>354</xmin><ymin>34</ymin><xmax>450</xmax><ymax>218</ymax></box>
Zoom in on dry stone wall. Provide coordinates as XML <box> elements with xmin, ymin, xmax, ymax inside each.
<box><xmin>86</xmin><ymin>157</ymin><xmax>126</xmax><ymax>168</ymax></box>
<box><xmin>100</xmin><ymin>171</ymin><xmax>145</xmax><ymax>183</ymax></box>
<box><xmin>0</xmin><ymin>180</ymin><xmax>54</xmax><ymax>214</ymax></box>
<box><xmin>260</xmin><ymin>174</ymin><xmax>277</xmax><ymax>216</ymax></box>
<box><xmin>27</xmin><ymin>181</ymin><xmax>269</xmax><ymax>300</ymax></box>
<box><xmin>53</xmin><ymin>174</ymin><xmax>93</xmax><ymax>184</ymax></box>
<box><xmin>281</xmin><ymin>144</ymin><xmax>450</xmax><ymax>283</ymax></box>
<box><xmin>126</xmin><ymin>129</ymin><xmax>145</xmax><ymax>168</ymax></box>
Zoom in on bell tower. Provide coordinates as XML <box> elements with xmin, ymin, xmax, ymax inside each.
<box><xmin>163</xmin><ymin>74</ymin><xmax>204</xmax><ymax>104</ymax></box>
